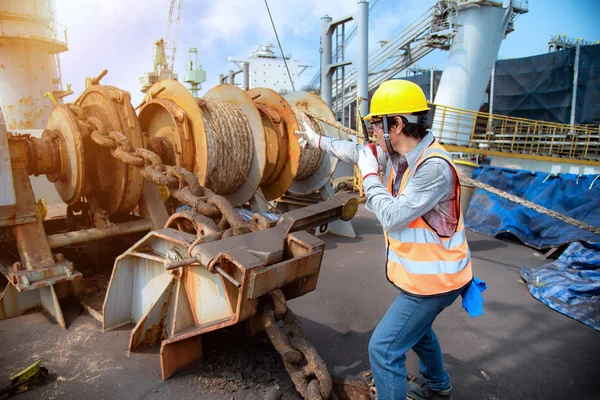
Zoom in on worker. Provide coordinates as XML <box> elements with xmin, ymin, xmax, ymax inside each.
<box><xmin>297</xmin><ymin>79</ymin><xmax>485</xmax><ymax>400</ymax></box>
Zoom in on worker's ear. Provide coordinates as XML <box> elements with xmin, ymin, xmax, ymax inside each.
<box><xmin>394</xmin><ymin>116</ymin><xmax>404</xmax><ymax>135</ymax></box>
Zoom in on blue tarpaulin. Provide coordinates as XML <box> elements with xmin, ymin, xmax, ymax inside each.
<box><xmin>464</xmin><ymin>166</ymin><xmax>600</xmax><ymax>249</ymax></box>
<box><xmin>520</xmin><ymin>242</ymin><xmax>600</xmax><ymax>331</ymax></box>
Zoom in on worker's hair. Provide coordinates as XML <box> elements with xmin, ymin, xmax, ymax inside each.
<box><xmin>386</xmin><ymin>112</ymin><xmax>429</xmax><ymax>139</ymax></box>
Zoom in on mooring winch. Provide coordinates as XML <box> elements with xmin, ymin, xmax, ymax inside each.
<box><xmin>0</xmin><ymin>70</ymin><xmax>370</xmax><ymax>399</ymax></box>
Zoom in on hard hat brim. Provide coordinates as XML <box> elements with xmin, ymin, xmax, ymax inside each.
<box><xmin>363</xmin><ymin>106</ymin><xmax>431</xmax><ymax>122</ymax></box>
<box><xmin>363</xmin><ymin>113</ymin><xmax>375</xmax><ymax>121</ymax></box>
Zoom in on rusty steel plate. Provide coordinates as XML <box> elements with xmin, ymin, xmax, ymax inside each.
<box><xmin>46</xmin><ymin>105</ymin><xmax>85</xmax><ymax>205</ymax></box>
<box><xmin>284</xmin><ymin>91</ymin><xmax>342</xmax><ymax>195</ymax></box>
<box><xmin>138</xmin><ymin>99</ymin><xmax>195</xmax><ymax>171</ymax></box>
<box><xmin>77</xmin><ymin>85</ymin><xmax>144</xmax><ymax>216</ymax></box>
<box><xmin>204</xmin><ymin>84</ymin><xmax>266</xmax><ymax>206</ymax></box>
<box><xmin>140</xmin><ymin>80</ymin><xmax>207</xmax><ymax>181</ymax></box>
<box><xmin>248</xmin><ymin>88</ymin><xmax>300</xmax><ymax>201</ymax></box>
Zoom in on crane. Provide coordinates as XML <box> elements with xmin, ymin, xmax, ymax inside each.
<box><xmin>184</xmin><ymin>48</ymin><xmax>207</xmax><ymax>98</ymax></box>
<box><xmin>139</xmin><ymin>0</ymin><xmax>183</xmax><ymax>93</ymax></box>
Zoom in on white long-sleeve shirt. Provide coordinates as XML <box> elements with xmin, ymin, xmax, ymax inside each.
<box><xmin>320</xmin><ymin>133</ymin><xmax>458</xmax><ymax>235</ymax></box>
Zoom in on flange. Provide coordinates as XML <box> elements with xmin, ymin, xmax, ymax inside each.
<box><xmin>46</xmin><ymin>105</ymin><xmax>85</xmax><ymax>205</ymax></box>
<box><xmin>77</xmin><ymin>84</ymin><xmax>144</xmax><ymax>216</ymax></box>
<box><xmin>141</xmin><ymin>80</ymin><xmax>207</xmax><ymax>183</ymax></box>
<box><xmin>138</xmin><ymin>99</ymin><xmax>195</xmax><ymax>171</ymax></box>
<box><xmin>247</xmin><ymin>88</ymin><xmax>300</xmax><ymax>201</ymax></box>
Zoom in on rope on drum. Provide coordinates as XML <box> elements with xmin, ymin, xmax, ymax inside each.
<box><xmin>293</xmin><ymin>107</ymin><xmax>325</xmax><ymax>181</ymax></box>
<box><xmin>197</xmin><ymin>98</ymin><xmax>254</xmax><ymax>195</ymax></box>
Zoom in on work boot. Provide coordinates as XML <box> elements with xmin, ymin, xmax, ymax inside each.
<box><xmin>407</xmin><ymin>380</ymin><xmax>453</xmax><ymax>400</ymax></box>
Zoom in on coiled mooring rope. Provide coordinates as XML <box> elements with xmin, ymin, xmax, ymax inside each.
<box><xmin>293</xmin><ymin>107</ymin><xmax>325</xmax><ymax>181</ymax></box>
<box><xmin>197</xmin><ymin>98</ymin><xmax>254</xmax><ymax>194</ymax></box>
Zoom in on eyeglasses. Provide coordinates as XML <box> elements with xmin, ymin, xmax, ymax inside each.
<box><xmin>371</xmin><ymin>120</ymin><xmax>383</xmax><ymax>131</ymax></box>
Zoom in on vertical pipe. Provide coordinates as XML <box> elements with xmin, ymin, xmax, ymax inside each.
<box><xmin>433</xmin><ymin>4</ymin><xmax>511</xmax><ymax>144</ymax></box>
<box><xmin>570</xmin><ymin>44</ymin><xmax>581</xmax><ymax>126</ymax></box>
<box><xmin>489</xmin><ymin>63</ymin><xmax>496</xmax><ymax>114</ymax></box>
<box><xmin>335</xmin><ymin>26</ymin><xmax>339</xmax><ymax>115</ymax></box>
<box><xmin>357</xmin><ymin>0</ymin><xmax>369</xmax><ymax>117</ymax></box>
<box><xmin>228</xmin><ymin>70</ymin><xmax>235</xmax><ymax>86</ymax></box>
<box><xmin>341</xmin><ymin>23</ymin><xmax>346</xmax><ymax>125</ymax></box>
<box><xmin>243</xmin><ymin>62</ymin><xmax>250</xmax><ymax>90</ymax></box>
<box><xmin>321</xmin><ymin>15</ymin><xmax>333</xmax><ymax>107</ymax></box>
<box><xmin>219</xmin><ymin>73</ymin><xmax>225</xmax><ymax>84</ymax></box>
<box><xmin>429</xmin><ymin>68</ymin><xmax>434</xmax><ymax>101</ymax></box>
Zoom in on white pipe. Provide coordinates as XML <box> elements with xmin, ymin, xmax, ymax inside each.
<box><xmin>569</xmin><ymin>44</ymin><xmax>581</xmax><ymax>126</ymax></box>
<box><xmin>432</xmin><ymin>4</ymin><xmax>512</xmax><ymax>145</ymax></box>
<box><xmin>356</xmin><ymin>0</ymin><xmax>369</xmax><ymax>116</ymax></box>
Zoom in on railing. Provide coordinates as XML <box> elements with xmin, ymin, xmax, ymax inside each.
<box><xmin>0</xmin><ymin>11</ymin><xmax>68</xmax><ymax>50</ymax></box>
<box><xmin>430</xmin><ymin>104</ymin><xmax>600</xmax><ymax>161</ymax></box>
<box><xmin>549</xmin><ymin>34</ymin><xmax>597</xmax><ymax>48</ymax></box>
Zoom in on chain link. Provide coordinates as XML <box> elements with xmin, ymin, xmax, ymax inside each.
<box><xmin>69</xmin><ymin>105</ymin><xmax>249</xmax><ymax>235</ymax></box>
<box><xmin>69</xmin><ymin>104</ymin><xmax>339</xmax><ymax>398</ymax></box>
<box><xmin>261</xmin><ymin>290</ymin><xmax>333</xmax><ymax>400</ymax></box>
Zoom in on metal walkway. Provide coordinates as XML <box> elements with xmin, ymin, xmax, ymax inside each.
<box><xmin>432</xmin><ymin>103</ymin><xmax>600</xmax><ymax>166</ymax></box>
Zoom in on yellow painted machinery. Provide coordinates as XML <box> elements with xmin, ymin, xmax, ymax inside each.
<box><xmin>0</xmin><ymin>70</ymin><xmax>365</xmax><ymax>398</ymax></box>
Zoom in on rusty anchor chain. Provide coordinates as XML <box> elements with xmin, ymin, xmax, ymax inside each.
<box><xmin>68</xmin><ymin>104</ymin><xmax>250</xmax><ymax>237</ymax></box>
<box><xmin>262</xmin><ymin>290</ymin><xmax>333</xmax><ymax>400</ymax></box>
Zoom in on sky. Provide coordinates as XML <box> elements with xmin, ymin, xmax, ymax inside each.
<box><xmin>53</xmin><ymin>0</ymin><xmax>600</xmax><ymax>107</ymax></box>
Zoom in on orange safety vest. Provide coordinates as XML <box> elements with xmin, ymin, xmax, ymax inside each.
<box><xmin>383</xmin><ymin>141</ymin><xmax>472</xmax><ymax>296</ymax></box>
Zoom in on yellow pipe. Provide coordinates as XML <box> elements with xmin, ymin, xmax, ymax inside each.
<box><xmin>44</xmin><ymin>92</ymin><xmax>57</xmax><ymax>105</ymax></box>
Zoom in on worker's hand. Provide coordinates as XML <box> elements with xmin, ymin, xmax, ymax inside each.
<box><xmin>358</xmin><ymin>147</ymin><xmax>379</xmax><ymax>180</ymax></box>
<box><xmin>295</xmin><ymin>124</ymin><xmax>321</xmax><ymax>149</ymax></box>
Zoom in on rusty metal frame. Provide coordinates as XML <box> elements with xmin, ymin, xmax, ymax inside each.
<box><xmin>101</xmin><ymin>193</ymin><xmax>357</xmax><ymax>379</ymax></box>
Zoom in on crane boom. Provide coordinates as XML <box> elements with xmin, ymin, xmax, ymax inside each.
<box><xmin>139</xmin><ymin>0</ymin><xmax>183</xmax><ymax>93</ymax></box>
<box><xmin>164</xmin><ymin>0</ymin><xmax>183</xmax><ymax>73</ymax></box>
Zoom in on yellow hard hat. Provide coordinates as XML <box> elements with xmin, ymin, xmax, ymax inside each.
<box><xmin>363</xmin><ymin>80</ymin><xmax>429</xmax><ymax>121</ymax></box>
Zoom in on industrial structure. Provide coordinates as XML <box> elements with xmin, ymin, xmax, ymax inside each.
<box><xmin>221</xmin><ymin>44</ymin><xmax>312</xmax><ymax>92</ymax></box>
<box><xmin>184</xmin><ymin>47</ymin><xmax>207</xmax><ymax>98</ymax></box>
<box><xmin>139</xmin><ymin>0</ymin><xmax>183</xmax><ymax>92</ymax></box>
<box><xmin>0</xmin><ymin>65</ymin><xmax>359</xmax><ymax>390</ymax></box>
<box><xmin>319</xmin><ymin>0</ymin><xmax>528</xmax><ymax>128</ymax></box>
<box><xmin>0</xmin><ymin>1</ymin><xmax>364</xmax><ymax>394</ymax></box>
<box><xmin>1</xmin><ymin>0</ymin><xmax>599</xmax><ymax>399</ymax></box>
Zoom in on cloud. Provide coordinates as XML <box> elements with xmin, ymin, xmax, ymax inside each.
<box><xmin>52</xmin><ymin>0</ymin><xmax>441</xmax><ymax>105</ymax></box>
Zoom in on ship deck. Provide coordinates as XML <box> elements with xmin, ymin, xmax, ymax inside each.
<box><xmin>1</xmin><ymin>205</ymin><xmax>598</xmax><ymax>399</ymax></box>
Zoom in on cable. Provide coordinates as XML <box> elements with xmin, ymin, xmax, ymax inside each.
<box><xmin>264</xmin><ymin>0</ymin><xmax>296</xmax><ymax>91</ymax></box>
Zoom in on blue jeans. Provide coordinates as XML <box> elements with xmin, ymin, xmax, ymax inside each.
<box><xmin>368</xmin><ymin>289</ymin><xmax>461</xmax><ymax>400</ymax></box>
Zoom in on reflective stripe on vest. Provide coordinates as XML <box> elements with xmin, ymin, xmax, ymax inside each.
<box><xmin>383</xmin><ymin>141</ymin><xmax>472</xmax><ymax>296</ymax></box>
<box><xmin>387</xmin><ymin>227</ymin><xmax>467</xmax><ymax>251</ymax></box>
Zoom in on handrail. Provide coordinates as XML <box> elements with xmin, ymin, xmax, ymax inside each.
<box><xmin>431</xmin><ymin>103</ymin><xmax>600</xmax><ymax>160</ymax></box>
<box><xmin>0</xmin><ymin>11</ymin><xmax>68</xmax><ymax>49</ymax></box>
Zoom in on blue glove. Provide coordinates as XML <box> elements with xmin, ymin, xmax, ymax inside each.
<box><xmin>461</xmin><ymin>276</ymin><xmax>487</xmax><ymax>317</ymax></box>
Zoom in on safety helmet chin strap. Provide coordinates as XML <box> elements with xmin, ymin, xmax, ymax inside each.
<box><xmin>382</xmin><ymin>116</ymin><xmax>396</xmax><ymax>155</ymax></box>
<box><xmin>382</xmin><ymin>114</ymin><xmax>422</xmax><ymax>155</ymax></box>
